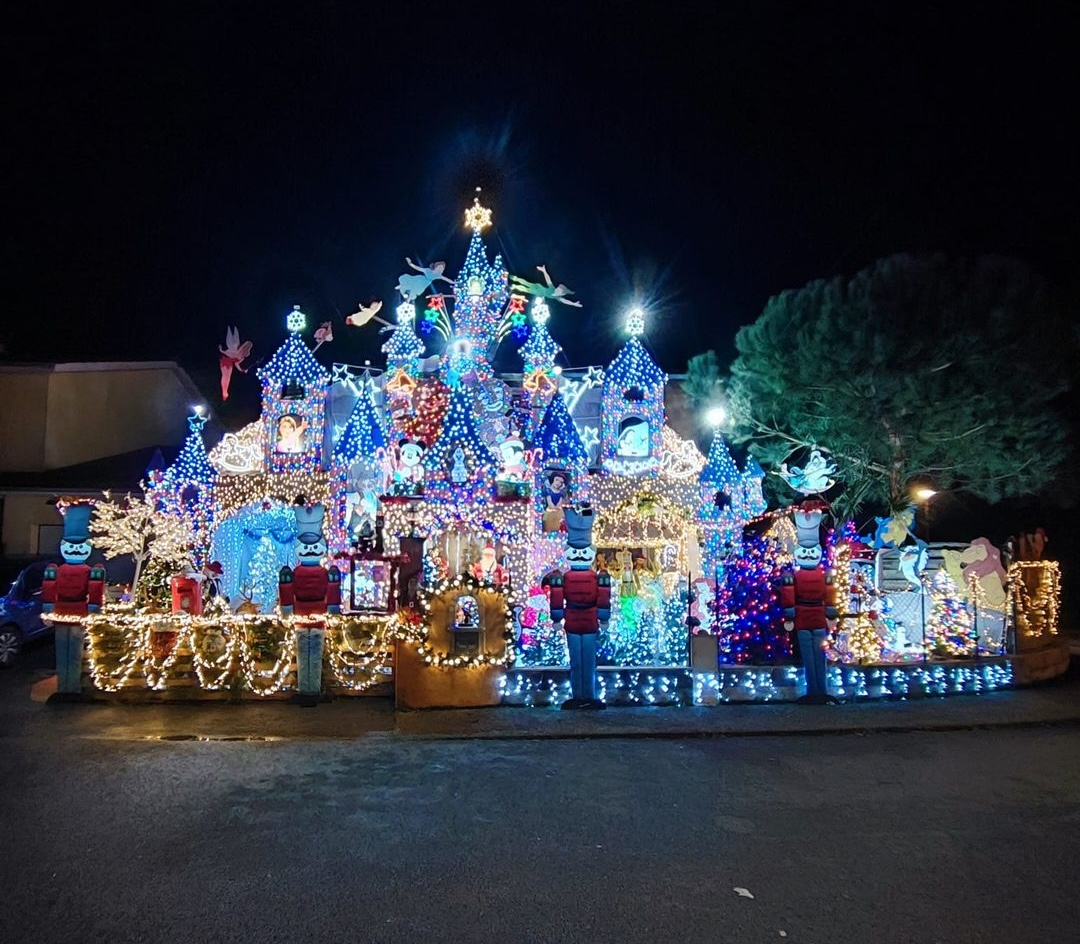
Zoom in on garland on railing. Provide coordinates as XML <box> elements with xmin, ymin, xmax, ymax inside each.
<box><xmin>62</xmin><ymin>608</ymin><xmax>407</xmax><ymax>696</ymax></box>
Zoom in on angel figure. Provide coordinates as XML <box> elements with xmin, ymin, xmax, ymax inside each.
<box><xmin>219</xmin><ymin>326</ymin><xmax>253</xmax><ymax>401</ymax></box>
<box><xmin>396</xmin><ymin>258</ymin><xmax>455</xmax><ymax>301</ymax></box>
<box><xmin>509</xmin><ymin>264</ymin><xmax>583</xmax><ymax>308</ymax></box>
<box><xmin>346</xmin><ymin>300</ymin><xmax>391</xmax><ymax>328</ymax></box>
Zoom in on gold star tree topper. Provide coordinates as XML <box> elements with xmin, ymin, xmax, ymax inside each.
<box><xmin>464</xmin><ymin>188</ymin><xmax>493</xmax><ymax>232</ymax></box>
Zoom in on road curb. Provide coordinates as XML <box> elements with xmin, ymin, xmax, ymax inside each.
<box><xmin>393</xmin><ymin>714</ymin><xmax>1080</xmax><ymax>741</ymax></box>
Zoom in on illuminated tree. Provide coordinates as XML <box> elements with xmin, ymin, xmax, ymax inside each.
<box><xmin>718</xmin><ymin>534</ymin><xmax>790</xmax><ymax>664</ymax></box>
<box><xmin>725</xmin><ymin>254</ymin><xmax>1075</xmax><ymax>518</ymax></box>
<box><xmin>91</xmin><ymin>491</ymin><xmax>195</xmax><ymax>598</ymax></box>
<box><xmin>925</xmin><ymin>572</ymin><xmax>976</xmax><ymax>657</ymax></box>
<box><xmin>245</xmin><ymin>536</ymin><xmax>279</xmax><ymax>613</ymax></box>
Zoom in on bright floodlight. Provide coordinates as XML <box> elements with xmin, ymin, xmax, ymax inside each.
<box><xmin>625</xmin><ymin>307</ymin><xmax>646</xmax><ymax>336</ymax></box>
<box><xmin>706</xmin><ymin>406</ymin><xmax>727</xmax><ymax>427</ymax></box>
<box><xmin>914</xmin><ymin>487</ymin><xmax>937</xmax><ymax>502</ymax></box>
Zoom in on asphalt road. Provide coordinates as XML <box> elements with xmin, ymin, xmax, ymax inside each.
<box><xmin>3</xmin><ymin>642</ymin><xmax>1080</xmax><ymax>944</ymax></box>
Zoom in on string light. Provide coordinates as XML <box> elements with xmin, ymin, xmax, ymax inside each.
<box><xmin>414</xmin><ymin>573</ymin><xmax>515</xmax><ymax>667</ymax></box>
<box><xmin>1007</xmin><ymin>560</ymin><xmax>1061</xmax><ymax>639</ymax></box>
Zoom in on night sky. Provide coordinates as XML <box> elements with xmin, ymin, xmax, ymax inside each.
<box><xmin>7</xmin><ymin>1</ymin><xmax>1078</xmax><ymax>401</ymax></box>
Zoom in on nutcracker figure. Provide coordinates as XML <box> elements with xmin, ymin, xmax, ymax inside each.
<box><xmin>279</xmin><ymin>503</ymin><xmax>341</xmax><ymax>616</ymax></box>
<box><xmin>780</xmin><ymin>501</ymin><xmax>837</xmax><ymax>704</ymax></box>
<box><xmin>42</xmin><ymin>503</ymin><xmax>105</xmax><ymax>617</ymax></box>
<box><xmin>546</xmin><ymin>505</ymin><xmax>611</xmax><ymax>710</ymax></box>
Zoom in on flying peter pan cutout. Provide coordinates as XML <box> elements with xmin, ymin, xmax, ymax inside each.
<box><xmin>509</xmin><ymin>265</ymin><xmax>583</xmax><ymax>308</ymax></box>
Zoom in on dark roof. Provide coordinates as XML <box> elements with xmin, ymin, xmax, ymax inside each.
<box><xmin>0</xmin><ymin>447</ymin><xmax>176</xmax><ymax>493</ymax></box>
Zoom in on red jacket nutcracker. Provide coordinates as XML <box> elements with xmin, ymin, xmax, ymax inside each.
<box><xmin>780</xmin><ymin>500</ymin><xmax>838</xmax><ymax>703</ymax></box>
<box><xmin>42</xmin><ymin>504</ymin><xmax>105</xmax><ymax>617</ymax></box>
<box><xmin>546</xmin><ymin>506</ymin><xmax>611</xmax><ymax>710</ymax></box>
<box><xmin>279</xmin><ymin>503</ymin><xmax>341</xmax><ymax>617</ymax></box>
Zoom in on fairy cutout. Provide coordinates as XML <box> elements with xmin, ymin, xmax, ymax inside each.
<box><xmin>509</xmin><ymin>264</ymin><xmax>582</xmax><ymax>308</ymax></box>
<box><xmin>218</xmin><ymin>326</ymin><xmax>253</xmax><ymax>401</ymax></box>
<box><xmin>312</xmin><ymin>321</ymin><xmax>333</xmax><ymax>352</ymax></box>
<box><xmin>395</xmin><ymin>258</ymin><xmax>455</xmax><ymax>301</ymax></box>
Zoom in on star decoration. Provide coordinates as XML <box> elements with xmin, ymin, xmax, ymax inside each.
<box><xmin>580</xmin><ymin>425</ymin><xmax>600</xmax><ymax>451</ymax></box>
<box><xmin>507</xmin><ymin>294</ymin><xmax>527</xmax><ymax>315</ymax></box>
<box><xmin>560</xmin><ymin>378</ymin><xmax>584</xmax><ymax>411</ymax></box>
<box><xmin>582</xmin><ymin>366</ymin><xmax>605</xmax><ymax>388</ymax></box>
<box><xmin>464</xmin><ymin>194</ymin><xmax>493</xmax><ymax>233</ymax></box>
<box><xmin>187</xmin><ymin>410</ymin><xmax>209</xmax><ymax>433</ymax></box>
<box><xmin>331</xmin><ymin>363</ymin><xmax>354</xmax><ymax>386</ymax></box>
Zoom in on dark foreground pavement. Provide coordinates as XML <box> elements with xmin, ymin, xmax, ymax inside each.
<box><xmin>3</xmin><ymin>644</ymin><xmax>1080</xmax><ymax>944</ymax></box>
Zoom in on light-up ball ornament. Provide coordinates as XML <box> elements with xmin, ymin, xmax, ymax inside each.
<box><xmin>531</xmin><ymin>298</ymin><xmax>551</xmax><ymax>326</ymax></box>
<box><xmin>396</xmin><ymin>300</ymin><xmax>416</xmax><ymax>324</ymax></box>
<box><xmin>287</xmin><ymin>305</ymin><xmax>306</xmax><ymax>333</ymax></box>
<box><xmin>706</xmin><ymin>405</ymin><xmax>727</xmax><ymax>428</ymax></box>
<box><xmin>625</xmin><ymin>307</ymin><xmax>646</xmax><ymax>336</ymax></box>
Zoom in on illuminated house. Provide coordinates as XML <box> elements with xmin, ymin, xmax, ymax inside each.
<box><xmin>65</xmin><ymin>196</ymin><xmax>1069</xmax><ymax>707</ymax></box>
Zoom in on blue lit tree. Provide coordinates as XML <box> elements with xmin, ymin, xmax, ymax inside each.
<box><xmin>718</xmin><ymin>533</ymin><xmax>790</xmax><ymax>664</ymax></box>
<box><xmin>423</xmin><ymin>388</ymin><xmax>495</xmax><ymax>497</ymax></box>
<box><xmin>535</xmin><ymin>393</ymin><xmax>587</xmax><ymax>472</ymax></box>
<box><xmin>156</xmin><ymin>410</ymin><xmax>216</xmax><ymax>567</ymax></box>
<box><xmin>332</xmin><ymin>382</ymin><xmax>386</xmax><ymax>465</ymax></box>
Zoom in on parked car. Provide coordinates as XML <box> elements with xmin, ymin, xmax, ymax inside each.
<box><xmin>0</xmin><ymin>555</ymin><xmax>135</xmax><ymax>668</ymax></box>
<box><xmin>0</xmin><ymin>560</ymin><xmax>54</xmax><ymax>668</ymax></box>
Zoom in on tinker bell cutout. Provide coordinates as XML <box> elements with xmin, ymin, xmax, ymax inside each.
<box><xmin>396</xmin><ymin>258</ymin><xmax>455</xmax><ymax>301</ymax></box>
<box><xmin>509</xmin><ymin>265</ymin><xmax>583</xmax><ymax>308</ymax></box>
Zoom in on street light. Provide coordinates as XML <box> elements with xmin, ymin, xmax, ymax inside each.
<box><xmin>705</xmin><ymin>405</ymin><xmax>727</xmax><ymax>428</ymax></box>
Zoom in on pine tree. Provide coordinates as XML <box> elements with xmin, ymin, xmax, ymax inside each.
<box><xmin>725</xmin><ymin>254</ymin><xmax>1076</xmax><ymax>517</ymax></box>
<box><xmin>682</xmin><ymin>350</ymin><xmax>723</xmax><ymax>407</ymax></box>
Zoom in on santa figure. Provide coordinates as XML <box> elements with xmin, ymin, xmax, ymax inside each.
<box><xmin>279</xmin><ymin>503</ymin><xmax>341</xmax><ymax>616</ymax></box>
<box><xmin>471</xmin><ymin>543</ymin><xmax>509</xmax><ymax>586</ymax></box>
<box><xmin>780</xmin><ymin>501</ymin><xmax>838</xmax><ymax>704</ymax></box>
<box><xmin>546</xmin><ymin>505</ymin><xmax>611</xmax><ymax>710</ymax></box>
<box><xmin>42</xmin><ymin>503</ymin><xmax>105</xmax><ymax>617</ymax></box>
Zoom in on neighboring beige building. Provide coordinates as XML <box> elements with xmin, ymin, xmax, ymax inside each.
<box><xmin>0</xmin><ymin>361</ymin><xmax>207</xmax><ymax>558</ymax></box>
